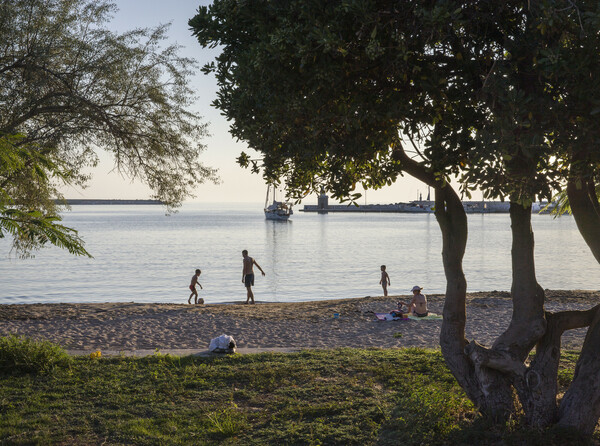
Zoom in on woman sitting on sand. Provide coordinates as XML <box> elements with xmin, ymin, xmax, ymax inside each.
<box><xmin>397</xmin><ymin>286</ymin><xmax>428</xmax><ymax>317</ymax></box>
<box><xmin>407</xmin><ymin>286</ymin><xmax>428</xmax><ymax>317</ymax></box>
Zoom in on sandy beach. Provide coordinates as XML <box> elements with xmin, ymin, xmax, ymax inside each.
<box><xmin>1</xmin><ymin>290</ymin><xmax>598</xmax><ymax>356</ymax></box>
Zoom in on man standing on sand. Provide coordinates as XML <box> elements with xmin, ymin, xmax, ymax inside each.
<box><xmin>242</xmin><ymin>249</ymin><xmax>265</xmax><ymax>304</ymax></box>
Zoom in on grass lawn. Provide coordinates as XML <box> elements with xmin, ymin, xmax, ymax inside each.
<box><xmin>0</xmin><ymin>338</ymin><xmax>596</xmax><ymax>445</ymax></box>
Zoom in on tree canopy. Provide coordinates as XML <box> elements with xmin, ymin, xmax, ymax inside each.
<box><xmin>1</xmin><ymin>0</ymin><xmax>217</xmax><ymax>256</ymax></box>
<box><xmin>192</xmin><ymin>0</ymin><xmax>600</xmax><ymax>434</ymax></box>
<box><xmin>192</xmin><ymin>0</ymin><xmax>599</xmax><ymax>206</ymax></box>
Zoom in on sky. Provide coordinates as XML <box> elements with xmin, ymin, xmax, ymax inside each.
<box><xmin>61</xmin><ymin>0</ymin><xmax>452</xmax><ymax>205</ymax></box>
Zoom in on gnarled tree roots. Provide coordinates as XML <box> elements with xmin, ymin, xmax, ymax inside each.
<box><xmin>461</xmin><ymin>305</ymin><xmax>600</xmax><ymax>430</ymax></box>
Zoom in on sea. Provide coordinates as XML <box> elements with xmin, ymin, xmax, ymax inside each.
<box><xmin>1</xmin><ymin>202</ymin><xmax>599</xmax><ymax>304</ymax></box>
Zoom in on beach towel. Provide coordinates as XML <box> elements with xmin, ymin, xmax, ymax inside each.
<box><xmin>407</xmin><ymin>313</ymin><xmax>443</xmax><ymax>321</ymax></box>
<box><xmin>375</xmin><ymin>312</ymin><xmax>408</xmax><ymax>321</ymax></box>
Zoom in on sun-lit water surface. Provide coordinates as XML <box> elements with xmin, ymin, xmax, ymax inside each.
<box><xmin>1</xmin><ymin>202</ymin><xmax>598</xmax><ymax>304</ymax></box>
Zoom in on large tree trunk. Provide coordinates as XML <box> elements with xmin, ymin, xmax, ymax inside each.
<box><xmin>394</xmin><ymin>145</ymin><xmax>513</xmax><ymax>419</ymax></box>
<box><xmin>558</xmin><ymin>307</ymin><xmax>600</xmax><ymax>434</ymax></box>
<box><xmin>493</xmin><ymin>202</ymin><xmax>546</xmax><ymax>359</ymax></box>
<box><xmin>558</xmin><ymin>165</ymin><xmax>600</xmax><ymax>433</ymax></box>
<box><xmin>464</xmin><ymin>201</ymin><xmax>600</xmax><ymax>429</ymax></box>
<box><xmin>521</xmin><ymin>312</ymin><xmax>565</xmax><ymax>428</ymax></box>
<box><xmin>465</xmin><ymin>202</ymin><xmax>547</xmax><ymax>421</ymax></box>
<box><xmin>395</xmin><ymin>146</ymin><xmax>600</xmax><ymax>431</ymax></box>
<box><xmin>435</xmin><ymin>186</ymin><xmax>514</xmax><ymax>420</ymax></box>
<box><xmin>567</xmin><ymin>175</ymin><xmax>600</xmax><ymax>263</ymax></box>
<box><xmin>520</xmin><ymin>307</ymin><xmax>599</xmax><ymax>428</ymax></box>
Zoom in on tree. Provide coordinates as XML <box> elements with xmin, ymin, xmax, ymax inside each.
<box><xmin>1</xmin><ymin>133</ymin><xmax>89</xmax><ymax>256</ymax></box>
<box><xmin>192</xmin><ymin>0</ymin><xmax>600</xmax><ymax>434</ymax></box>
<box><xmin>0</xmin><ymin>0</ymin><xmax>217</xmax><ymax>256</ymax></box>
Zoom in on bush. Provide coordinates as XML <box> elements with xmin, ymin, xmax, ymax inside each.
<box><xmin>0</xmin><ymin>335</ymin><xmax>71</xmax><ymax>375</ymax></box>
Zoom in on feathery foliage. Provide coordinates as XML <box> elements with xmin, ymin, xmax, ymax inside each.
<box><xmin>0</xmin><ymin>0</ymin><xmax>218</xmax><ymax>256</ymax></box>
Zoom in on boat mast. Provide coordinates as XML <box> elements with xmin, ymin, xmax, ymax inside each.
<box><xmin>265</xmin><ymin>184</ymin><xmax>270</xmax><ymax>209</ymax></box>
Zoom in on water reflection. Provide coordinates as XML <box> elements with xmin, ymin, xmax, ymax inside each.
<box><xmin>264</xmin><ymin>219</ymin><xmax>291</xmax><ymax>298</ymax></box>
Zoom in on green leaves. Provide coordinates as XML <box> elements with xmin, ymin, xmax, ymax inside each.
<box><xmin>0</xmin><ymin>0</ymin><xmax>221</xmax><ymax>256</ymax></box>
<box><xmin>193</xmin><ymin>0</ymin><xmax>600</xmax><ymax>209</ymax></box>
<box><xmin>1</xmin><ymin>0</ymin><xmax>217</xmax><ymax>215</ymax></box>
<box><xmin>0</xmin><ymin>207</ymin><xmax>91</xmax><ymax>258</ymax></box>
<box><xmin>0</xmin><ymin>134</ymin><xmax>90</xmax><ymax>257</ymax></box>
<box><xmin>0</xmin><ymin>335</ymin><xmax>71</xmax><ymax>375</ymax></box>
<box><xmin>236</xmin><ymin>152</ymin><xmax>251</xmax><ymax>168</ymax></box>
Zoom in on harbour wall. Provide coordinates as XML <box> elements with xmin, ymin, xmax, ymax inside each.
<box><xmin>302</xmin><ymin>200</ymin><xmax>553</xmax><ymax>214</ymax></box>
<box><xmin>55</xmin><ymin>199</ymin><xmax>163</xmax><ymax>205</ymax></box>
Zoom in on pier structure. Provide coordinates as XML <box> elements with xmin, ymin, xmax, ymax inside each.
<box><xmin>302</xmin><ymin>200</ymin><xmax>552</xmax><ymax>214</ymax></box>
<box><xmin>55</xmin><ymin>199</ymin><xmax>162</xmax><ymax>205</ymax></box>
<box><xmin>317</xmin><ymin>191</ymin><xmax>329</xmax><ymax>214</ymax></box>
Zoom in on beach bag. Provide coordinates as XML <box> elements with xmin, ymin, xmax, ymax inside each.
<box><xmin>209</xmin><ymin>334</ymin><xmax>236</xmax><ymax>353</ymax></box>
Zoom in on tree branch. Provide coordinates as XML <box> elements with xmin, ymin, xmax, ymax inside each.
<box><xmin>567</xmin><ymin>175</ymin><xmax>600</xmax><ymax>263</ymax></box>
<box><xmin>492</xmin><ymin>202</ymin><xmax>546</xmax><ymax>359</ymax></box>
<box><xmin>559</xmin><ymin>307</ymin><xmax>600</xmax><ymax>434</ymax></box>
<box><xmin>465</xmin><ymin>340</ymin><xmax>527</xmax><ymax>377</ymax></box>
<box><xmin>551</xmin><ymin>305</ymin><xmax>600</xmax><ymax>333</ymax></box>
<box><xmin>586</xmin><ymin>179</ymin><xmax>600</xmax><ymax>219</ymax></box>
<box><xmin>392</xmin><ymin>141</ymin><xmax>512</xmax><ymax>414</ymax></box>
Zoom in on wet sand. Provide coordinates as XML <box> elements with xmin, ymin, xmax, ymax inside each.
<box><xmin>1</xmin><ymin>290</ymin><xmax>598</xmax><ymax>355</ymax></box>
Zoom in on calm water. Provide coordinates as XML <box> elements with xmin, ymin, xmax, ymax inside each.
<box><xmin>1</xmin><ymin>203</ymin><xmax>599</xmax><ymax>304</ymax></box>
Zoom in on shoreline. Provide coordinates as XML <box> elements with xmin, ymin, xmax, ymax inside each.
<box><xmin>4</xmin><ymin>287</ymin><xmax>599</xmax><ymax>306</ymax></box>
<box><xmin>1</xmin><ymin>290</ymin><xmax>598</xmax><ymax>355</ymax></box>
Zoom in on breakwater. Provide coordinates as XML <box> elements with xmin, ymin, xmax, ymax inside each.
<box><xmin>302</xmin><ymin>200</ymin><xmax>552</xmax><ymax>214</ymax></box>
<box><xmin>56</xmin><ymin>199</ymin><xmax>162</xmax><ymax>205</ymax></box>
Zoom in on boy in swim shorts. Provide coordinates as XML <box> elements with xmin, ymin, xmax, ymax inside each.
<box><xmin>188</xmin><ymin>269</ymin><xmax>203</xmax><ymax>304</ymax></box>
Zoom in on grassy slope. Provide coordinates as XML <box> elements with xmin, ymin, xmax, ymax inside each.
<box><xmin>0</xmin><ymin>346</ymin><xmax>595</xmax><ymax>445</ymax></box>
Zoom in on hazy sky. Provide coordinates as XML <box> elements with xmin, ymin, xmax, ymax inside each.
<box><xmin>62</xmin><ymin>0</ymin><xmax>440</xmax><ymax>204</ymax></box>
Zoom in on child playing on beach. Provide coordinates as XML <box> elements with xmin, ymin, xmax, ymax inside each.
<box><xmin>395</xmin><ymin>300</ymin><xmax>408</xmax><ymax>318</ymax></box>
<box><xmin>188</xmin><ymin>269</ymin><xmax>203</xmax><ymax>304</ymax></box>
<box><xmin>379</xmin><ymin>265</ymin><xmax>391</xmax><ymax>296</ymax></box>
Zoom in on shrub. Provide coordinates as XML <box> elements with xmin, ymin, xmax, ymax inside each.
<box><xmin>0</xmin><ymin>335</ymin><xmax>71</xmax><ymax>375</ymax></box>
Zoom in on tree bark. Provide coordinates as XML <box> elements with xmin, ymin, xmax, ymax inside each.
<box><xmin>567</xmin><ymin>176</ymin><xmax>600</xmax><ymax>263</ymax></box>
<box><xmin>464</xmin><ymin>201</ymin><xmax>548</xmax><ymax>424</ymax></box>
<box><xmin>559</xmin><ymin>154</ymin><xmax>600</xmax><ymax>434</ymax></box>
<box><xmin>520</xmin><ymin>307</ymin><xmax>599</xmax><ymax>428</ymax></box>
<box><xmin>558</xmin><ymin>306</ymin><xmax>600</xmax><ymax>434</ymax></box>
<box><xmin>587</xmin><ymin>180</ymin><xmax>600</xmax><ymax>217</ymax></box>
<box><xmin>472</xmin><ymin>202</ymin><xmax>546</xmax><ymax>424</ymax></box>
<box><xmin>435</xmin><ymin>186</ymin><xmax>514</xmax><ymax>419</ymax></box>
<box><xmin>492</xmin><ymin>202</ymin><xmax>546</xmax><ymax>359</ymax></box>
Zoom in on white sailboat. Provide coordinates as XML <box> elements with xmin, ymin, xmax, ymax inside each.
<box><xmin>264</xmin><ymin>184</ymin><xmax>293</xmax><ymax>221</ymax></box>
